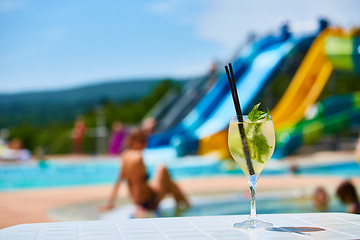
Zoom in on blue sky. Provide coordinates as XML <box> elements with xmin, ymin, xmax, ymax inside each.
<box><xmin>0</xmin><ymin>0</ymin><xmax>359</xmax><ymax>93</ymax></box>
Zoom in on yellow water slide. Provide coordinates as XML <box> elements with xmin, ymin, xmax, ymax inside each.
<box><xmin>198</xmin><ymin>27</ymin><xmax>351</xmax><ymax>159</ymax></box>
<box><xmin>271</xmin><ymin>28</ymin><xmax>344</xmax><ymax>130</ymax></box>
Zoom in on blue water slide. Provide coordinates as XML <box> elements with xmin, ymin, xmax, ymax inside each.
<box><xmin>147</xmin><ymin>31</ymin><xmax>291</xmax><ymax>148</ymax></box>
<box><xmin>171</xmin><ymin>33</ymin><xmax>317</xmax><ymax>156</ymax></box>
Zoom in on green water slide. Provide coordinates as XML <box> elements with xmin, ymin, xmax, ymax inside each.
<box><xmin>274</xmin><ymin>91</ymin><xmax>360</xmax><ymax>158</ymax></box>
<box><xmin>325</xmin><ymin>34</ymin><xmax>360</xmax><ymax>74</ymax></box>
<box><xmin>274</xmin><ymin>32</ymin><xmax>360</xmax><ymax>158</ymax></box>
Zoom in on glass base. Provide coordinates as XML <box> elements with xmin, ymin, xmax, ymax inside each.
<box><xmin>233</xmin><ymin>218</ymin><xmax>273</xmax><ymax>229</ymax></box>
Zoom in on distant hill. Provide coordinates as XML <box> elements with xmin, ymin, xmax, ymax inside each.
<box><xmin>0</xmin><ymin>79</ymin><xmax>179</xmax><ymax>105</ymax></box>
<box><xmin>0</xmin><ymin>78</ymin><xmax>186</xmax><ymax>127</ymax></box>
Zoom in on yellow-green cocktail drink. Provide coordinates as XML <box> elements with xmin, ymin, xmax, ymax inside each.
<box><xmin>228</xmin><ymin>118</ymin><xmax>275</xmax><ymax>176</ymax></box>
<box><xmin>227</xmin><ymin>103</ymin><xmax>276</xmax><ymax>229</ymax></box>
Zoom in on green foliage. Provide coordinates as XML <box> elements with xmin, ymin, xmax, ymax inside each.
<box><xmin>0</xmin><ymin>79</ymin><xmax>185</xmax><ymax>128</ymax></box>
<box><xmin>6</xmin><ymin>80</ymin><xmax>177</xmax><ymax>154</ymax></box>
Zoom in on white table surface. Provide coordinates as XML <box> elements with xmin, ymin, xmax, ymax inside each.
<box><xmin>0</xmin><ymin>213</ymin><xmax>359</xmax><ymax>240</ymax></box>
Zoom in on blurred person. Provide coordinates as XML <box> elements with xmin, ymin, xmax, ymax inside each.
<box><xmin>72</xmin><ymin>117</ymin><xmax>87</xmax><ymax>154</ymax></box>
<box><xmin>101</xmin><ymin>127</ymin><xmax>189</xmax><ymax>217</ymax></box>
<box><xmin>205</xmin><ymin>61</ymin><xmax>219</xmax><ymax>91</ymax></box>
<box><xmin>108</xmin><ymin>121</ymin><xmax>128</xmax><ymax>156</ymax></box>
<box><xmin>35</xmin><ymin>146</ymin><xmax>48</xmax><ymax>168</ymax></box>
<box><xmin>0</xmin><ymin>128</ymin><xmax>9</xmax><ymax>145</ymax></box>
<box><xmin>141</xmin><ymin>117</ymin><xmax>157</xmax><ymax>137</ymax></box>
<box><xmin>8</xmin><ymin>138</ymin><xmax>22</xmax><ymax>150</ymax></box>
<box><xmin>312</xmin><ymin>187</ymin><xmax>329</xmax><ymax>212</ymax></box>
<box><xmin>355</xmin><ymin>133</ymin><xmax>360</xmax><ymax>163</ymax></box>
<box><xmin>336</xmin><ymin>180</ymin><xmax>360</xmax><ymax>214</ymax></box>
<box><xmin>5</xmin><ymin>138</ymin><xmax>31</xmax><ymax>161</ymax></box>
<box><xmin>289</xmin><ymin>164</ymin><xmax>300</xmax><ymax>175</ymax></box>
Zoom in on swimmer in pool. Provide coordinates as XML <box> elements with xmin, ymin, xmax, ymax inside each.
<box><xmin>312</xmin><ymin>187</ymin><xmax>329</xmax><ymax>212</ymax></box>
<box><xmin>101</xmin><ymin>127</ymin><xmax>190</xmax><ymax>216</ymax></box>
<box><xmin>336</xmin><ymin>180</ymin><xmax>360</xmax><ymax>214</ymax></box>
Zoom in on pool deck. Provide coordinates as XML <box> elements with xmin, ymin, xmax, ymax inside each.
<box><xmin>0</xmin><ymin>150</ymin><xmax>359</xmax><ymax>229</ymax></box>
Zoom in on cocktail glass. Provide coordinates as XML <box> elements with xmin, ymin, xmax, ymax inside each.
<box><xmin>228</xmin><ymin>115</ymin><xmax>275</xmax><ymax>229</ymax></box>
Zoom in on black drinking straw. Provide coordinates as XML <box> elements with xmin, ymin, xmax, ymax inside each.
<box><xmin>225</xmin><ymin>63</ymin><xmax>255</xmax><ymax>176</ymax></box>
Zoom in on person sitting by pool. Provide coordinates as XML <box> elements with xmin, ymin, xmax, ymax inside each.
<box><xmin>101</xmin><ymin>127</ymin><xmax>190</xmax><ymax>216</ymax></box>
<box><xmin>312</xmin><ymin>187</ymin><xmax>329</xmax><ymax>212</ymax></box>
<box><xmin>2</xmin><ymin>138</ymin><xmax>31</xmax><ymax>161</ymax></box>
<box><xmin>336</xmin><ymin>180</ymin><xmax>360</xmax><ymax>214</ymax></box>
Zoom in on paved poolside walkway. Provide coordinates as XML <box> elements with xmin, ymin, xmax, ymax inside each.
<box><xmin>1</xmin><ymin>175</ymin><xmax>360</xmax><ymax>229</ymax></box>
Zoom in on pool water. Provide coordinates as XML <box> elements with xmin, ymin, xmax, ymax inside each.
<box><xmin>0</xmin><ymin>160</ymin><xmax>119</xmax><ymax>191</ymax></box>
<box><xmin>158</xmin><ymin>193</ymin><xmax>346</xmax><ymax>217</ymax></box>
<box><xmin>100</xmin><ymin>192</ymin><xmax>346</xmax><ymax>220</ymax></box>
<box><xmin>0</xmin><ymin>155</ymin><xmax>359</xmax><ymax>191</ymax></box>
<box><xmin>0</xmin><ymin>157</ymin><xmax>224</xmax><ymax>191</ymax></box>
<box><xmin>295</xmin><ymin>162</ymin><xmax>360</xmax><ymax>176</ymax></box>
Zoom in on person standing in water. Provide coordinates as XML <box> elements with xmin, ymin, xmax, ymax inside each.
<box><xmin>312</xmin><ymin>187</ymin><xmax>329</xmax><ymax>212</ymax></box>
<box><xmin>102</xmin><ymin>127</ymin><xmax>189</xmax><ymax>216</ymax></box>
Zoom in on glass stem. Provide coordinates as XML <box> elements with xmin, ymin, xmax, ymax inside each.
<box><xmin>248</xmin><ymin>174</ymin><xmax>258</xmax><ymax>221</ymax></box>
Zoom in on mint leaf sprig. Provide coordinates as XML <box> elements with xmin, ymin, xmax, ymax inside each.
<box><xmin>248</xmin><ymin>103</ymin><xmax>270</xmax><ymax>122</ymax></box>
<box><xmin>245</xmin><ymin>103</ymin><xmax>272</xmax><ymax>163</ymax></box>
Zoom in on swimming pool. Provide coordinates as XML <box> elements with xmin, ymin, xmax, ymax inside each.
<box><xmin>158</xmin><ymin>193</ymin><xmax>346</xmax><ymax>217</ymax></box>
<box><xmin>0</xmin><ymin>155</ymin><xmax>359</xmax><ymax>191</ymax></box>
<box><xmin>294</xmin><ymin>161</ymin><xmax>360</xmax><ymax>176</ymax></box>
<box><xmin>100</xmin><ymin>191</ymin><xmax>346</xmax><ymax>220</ymax></box>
